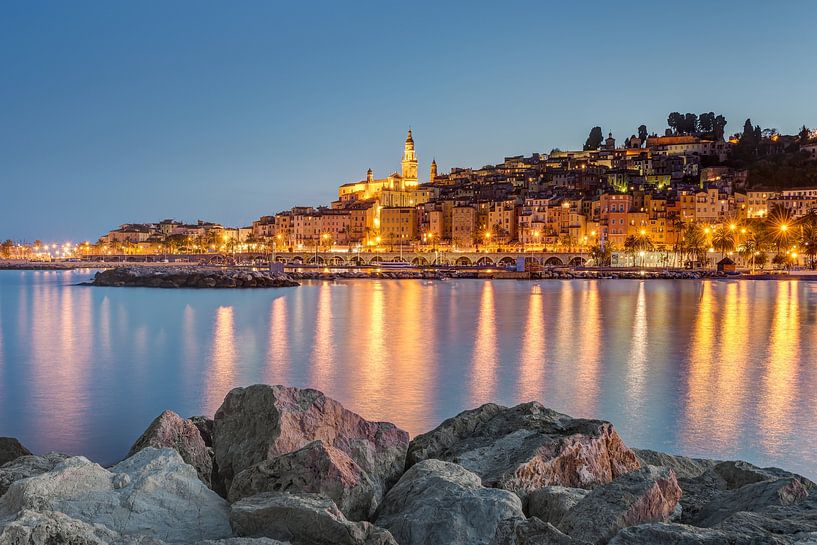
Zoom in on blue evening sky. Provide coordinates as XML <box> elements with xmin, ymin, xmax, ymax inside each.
<box><xmin>2</xmin><ymin>1</ymin><xmax>816</xmax><ymax>241</ymax></box>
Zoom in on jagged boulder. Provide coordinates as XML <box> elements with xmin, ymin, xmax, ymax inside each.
<box><xmin>230</xmin><ymin>491</ymin><xmax>397</xmax><ymax>545</ymax></box>
<box><xmin>190</xmin><ymin>416</ymin><xmax>215</xmax><ymax>447</ymax></box>
<box><xmin>632</xmin><ymin>450</ymin><xmax>719</xmax><ymax>480</ymax></box>
<box><xmin>406</xmin><ymin>403</ymin><xmax>641</xmax><ymax>497</ymax></box>
<box><xmin>491</xmin><ymin>517</ymin><xmax>589</xmax><ymax>545</ymax></box>
<box><xmin>0</xmin><ymin>510</ymin><xmax>120</xmax><ymax>544</ymax></box>
<box><xmin>714</xmin><ymin>495</ymin><xmax>817</xmax><ymax>537</ymax></box>
<box><xmin>0</xmin><ymin>439</ymin><xmax>31</xmax><ymax>467</ymax></box>
<box><xmin>213</xmin><ymin>385</ymin><xmax>408</xmax><ymax>501</ymax></box>
<box><xmin>0</xmin><ymin>448</ymin><xmax>232</xmax><ymax>543</ymax></box>
<box><xmin>689</xmin><ymin>477</ymin><xmax>809</xmax><ymax>528</ymax></box>
<box><xmin>374</xmin><ymin>459</ymin><xmax>525</xmax><ymax>545</ymax></box>
<box><xmin>557</xmin><ymin>466</ymin><xmax>682</xmax><ymax>544</ymax></box>
<box><xmin>712</xmin><ymin>460</ymin><xmax>814</xmax><ymax>491</ymax></box>
<box><xmin>607</xmin><ymin>523</ymin><xmax>769</xmax><ymax>545</ymax></box>
<box><xmin>229</xmin><ymin>440</ymin><xmax>376</xmax><ymax>521</ymax></box>
<box><xmin>0</xmin><ymin>453</ymin><xmax>68</xmax><ymax>498</ymax></box>
<box><xmin>196</xmin><ymin>540</ymin><xmax>291</xmax><ymax>545</ymax></box>
<box><xmin>128</xmin><ymin>410</ymin><xmax>213</xmax><ymax>487</ymax></box>
<box><xmin>526</xmin><ymin>486</ymin><xmax>589</xmax><ymax>524</ymax></box>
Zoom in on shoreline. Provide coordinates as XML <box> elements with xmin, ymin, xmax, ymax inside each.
<box><xmin>0</xmin><ymin>260</ymin><xmax>801</xmax><ymax>282</ymax></box>
<box><xmin>1</xmin><ymin>384</ymin><xmax>813</xmax><ymax>544</ymax></box>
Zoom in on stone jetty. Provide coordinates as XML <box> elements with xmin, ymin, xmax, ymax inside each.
<box><xmin>89</xmin><ymin>267</ymin><xmax>299</xmax><ymax>288</ymax></box>
<box><xmin>1</xmin><ymin>384</ymin><xmax>815</xmax><ymax>544</ymax></box>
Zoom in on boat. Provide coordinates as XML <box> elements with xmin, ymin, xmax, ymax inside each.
<box><xmin>379</xmin><ymin>261</ymin><xmax>413</xmax><ymax>269</ymax></box>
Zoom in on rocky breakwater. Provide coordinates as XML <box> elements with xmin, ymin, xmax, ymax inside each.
<box><xmin>1</xmin><ymin>387</ymin><xmax>816</xmax><ymax>545</ymax></box>
<box><xmin>90</xmin><ymin>266</ymin><xmax>299</xmax><ymax>288</ymax></box>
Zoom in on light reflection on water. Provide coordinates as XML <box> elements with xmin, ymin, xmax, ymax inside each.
<box><xmin>1</xmin><ymin>269</ymin><xmax>816</xmax><ymax>478</ymax></box>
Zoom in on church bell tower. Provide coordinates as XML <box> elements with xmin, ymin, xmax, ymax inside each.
<box><xmin>401</xmin><ymin>129</ymin><xmax>418</xmax><ymax>185</ymax></box>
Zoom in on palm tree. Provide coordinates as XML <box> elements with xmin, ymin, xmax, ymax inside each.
<box><xmin>590</xmin><ymin>243</ymin><xmax>612</xmax><ymax>267</ymax></box>
<box><xmin>624</xmin><ymin>232</ymin><xmax>654</xmax><ymax>267</ymax></box>
<box><xmin>797</xmin><ymin>211</ymin><xmax>817</xmax><ymax>269</ymax></box>
<box><xmin>711</xmin><ymin>226</ymin><xmax>736</xmax><ymax>261</ymax></box>
<box><xmin>681</xmin><ymin>224</ymin><xmax>706</xmax><ymax>268</ymax></box>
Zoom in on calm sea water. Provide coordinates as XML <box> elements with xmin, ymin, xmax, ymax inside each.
<box><xmin>1</xmin><ymin>270</ymin><xmax>816</xmax><ymax>477</ymax></box>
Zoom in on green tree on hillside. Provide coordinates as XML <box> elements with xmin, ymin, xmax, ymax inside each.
<box><xmin>584</xmin><ymin>127</ymin><xmax>604</xmax><ymax>151</ymax></box>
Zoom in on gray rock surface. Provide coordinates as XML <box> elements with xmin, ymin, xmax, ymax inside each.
<box><xmin>113</xmin><ymin>538</ymin><xmax>291</xmax><ymax>545</ymax></box>
<box><xmin>190</xmin><ymin>416</ymin><xmax>215</xmax><ymax>447</ymax></box>
<box><xmin>91</xmin><ymin>267</ymin><xmax>299</xmax><ymax>289</ymax></box>
<box><xmin>491</xmin><ymin>517</ymin><xmax>589</xmax><ymax>545</ymax></box>
<box><xmin>558</xmin><ymin>466</ymin><xmax>682</xmax><ymax>544</ymax></box>
<box><xmin>631</xmin><ymin>450</ymin><xmax>719</xmax><ymax>480</ymax></box>
<box><xmin>0</xmin><ymin>509</ymin><xmax>120</xmax><ymax>544</ymax></box>
<box><xmin>128</xmin><ymin>410</ymin><xmax>214</xmax><ymax>487</ymax></box>
<box><xmin>715</xmin><ymin>499</ymin><xmax>817</xmax><ymax>538</ymax></box>
<box><xmin>712</xmin><ymin>460</ymin><xmax>814</xmax><ymax>491</ymax></box>
<box><xmin>526</xmin><ymin>486</ymin><xmax>589</xmax><ymax>524</ymax></box>
<box><xmin>229</xmin><ymin>440</ymin><xmax>376</xmax><ymax>521</ymax></box>
<box><xmin>0</xmin><ymin>453</ymin><xmax>68</xmax><ymax>498</ymax></box>
<box><xmin>0</xmin><ymin>440</ymin><xmax>31</xmax><ymax>468</ymax></box>
<box><xmin>213</xmin><ymin>385</ymin><xmax>408</xmax><ymax>501</ymax></box>
<box><xmin>0</xmin><ymin>448</ymin><xmax>232</xmax><ymax>543</ymax></box>
<box><xmin>406</xmin><ymin>403</ymin><xmax>641</xmax><ymax>497</ymax></box>
<box><xmin>689</xmin><ymin>477</ymin><xmax>809</xmax><ymax>528</ymax></box>
<box><xmin>230</xmin><ymin>491</ymin><xmax>397</xmax><ymax>545</ymax></box>
<box><xmin>607</xmin><ymin>522</ymin><xmax>776</xmax><ymax>545</ymax></box>
<box><xmin>374</xmin><ymin>459</ymin><xmax>525</xmax><ymax>545</ymax></box>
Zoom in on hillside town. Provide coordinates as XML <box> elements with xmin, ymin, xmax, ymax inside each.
<box><xmin>6</xmin><ymin>114</ymin><xmax>817</xmax><ymax>268</ymax></box>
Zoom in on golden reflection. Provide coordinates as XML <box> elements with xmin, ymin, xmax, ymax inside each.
<box><xmin>684</xmin><ymin>282</ymin><xmax>718</xmax><ymax>447</ymax></box>
<box><xmin>760</xmin><ymin>281</ymin><xmax>799</xmax><ymax>454</ymax></box>
<box><xmin>0</xmin><ymin>301</ymin><xmax>4</xmax><ymax>401</ymax></box>
<box><xmin>572</xmin><ymin>281</ymin><xmax>601</xmax><ymax>415</ymax></box>
<box><xmin>517</xmin><ymin>284</ymin><xmax>545</xmax><ymax>401</ymax></box>
<box><xmin>29</xmin><ymin>282</ymin><xmax>94</xmax><ymax>452</ymax></box>
<box><xmin>98</xmin><ymin>296</ymin><xmax>111</xmax><ymax>358</ymax></box>
<box><xmin>353</xmin><ymin>282</ymin><xmax>387</xmax><ymax>415</ymax></box>
<box><xmin>470</xmin><ymin>281</ymin><xmax>497</xmax><ymax>406</ymax></box>
<box><xmin>713</xmin><ymin>282</ymin><xmax>749</xmax><ymax>446</ymax></box>
<box><xmin>389</xmin><ymin>281</ymin><xmax>434</xmax><ymax>433</ymax></box>
<box><xmin>181</xmin><ymin>305</ymin><xmax>198</xmax><ymax>386</ymax></box>
<box><xmin>205</xmin><ymin>306</ymin><xmax>237</xmax><ymax>413</ymax></box>
<box><xmin>309</xmin><ymin>282</ymin><xmax>335</xmax><ymax>391</ymax></box>
<box><xmin>625</xmin><ymin>282</ymin><xmax>648</xmax><ymax>412</ymax></box>
<box><xmin>265</xmin><ymin>296</ymin><xmax>290</xmax><ymax>384</ymax></box>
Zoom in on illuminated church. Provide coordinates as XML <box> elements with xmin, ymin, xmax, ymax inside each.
<box><xmin>338</xmin><ymin>129</ymin><xmax>423</xmax><ymax>203</ymax></box>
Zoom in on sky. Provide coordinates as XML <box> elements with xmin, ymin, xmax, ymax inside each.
<box><xmin>2</xmin><ymin>1</ymin><xmax>816</xmax><ymax>242</ymax></box>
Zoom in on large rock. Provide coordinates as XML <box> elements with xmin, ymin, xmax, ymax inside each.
<box><xmin>714</xmin><ymin>495</ymin><xmax>817</xmax><ymax>537</ymax></box>
<box><xmin>374</xmin><ymin>459</ymin><xmax>525</xmax><ymax>545</ymax></box>
<box><xmin>230</xmin><ymin>491</ymin><xmax>397</xmax><ymax>545</ymax></box>
<box><xmin>213</xmin><ymin>385</ymin><xmax>408</xmax><ymax>500</ymax></box>
<box><xmin>229</xmin><ymin>440</ymin><xmax>376</xmax><ymax>521</ymax></box>
<box><xmin>712</xmin><ymin>460</ymin><xmax>814</xmax><ymax>491</ymax></box>
<box><xmin>491</xmin><ymin>517</ymin><xmax>589</xmax><ymax>545</ymax></box>
<box><xmin>406</xmin><ymin>403</ymin><xmax>641</xmax><ymax>497</ymax></box>
<box><xmin>607</xmin><ymin>523</ymin><xmax>776</xmax><ymax>545</ymax></box>
<box><xmin>0</xmin><ymin>508</ymin><xmax>290</xmax><ymax>545</ymax></box>
<box><xmin>674</xmin><ymin>459</ymin><xmax>816</xmax><ymax>526</ymax></box>
<box><xmin>0</xmin><ymin>448</ymin><xmax>232</xmax><ymax>543</ymax></box>
<box><xmin>0</xmin><ymin>509</ymin><xmax>120</xmax><ymax>544</ymax></box>
<box><xmin>195</xmin><ymin>540</ymin><xmax>291</xmax><ymax>545</ymax></box>
<box><xmin>190</xmin><ymin>416</ymin><xmax>215</xmax><ymax>447</ymax></box>
<box><xmin>0</xmin><ymin>439</ymin><xmax>31</xmax><ymax>468</ymax></box>
<box><xmin>526</xmin><ymin>486</ymin><xmax>589</xmax><ymax>524</ymax></box>
<box><xmin>128</xmin><ymin>410</ymin><xmax>213</xmax><ymax>487</ymax></box>
<box><xmin>557</xmin><ymin>466</ymin><xmax>682</xmax><ymax>544</ymax></box>
<box><xmin>632</xmin><ymin>450</ymin><xmax>718</xmax><ymax>480</ymax></box>
<box><xmin>689</xmin><ymin>477</ymin><xmax>810</xmax><ymax>528</ymax></box>
<box><xmin>0</xmin><ymin>453</ymin><xmax>68</xmax><ymax>498</ymax></box>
